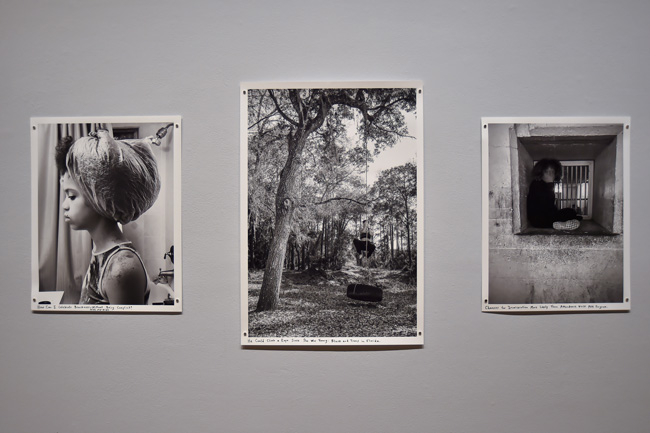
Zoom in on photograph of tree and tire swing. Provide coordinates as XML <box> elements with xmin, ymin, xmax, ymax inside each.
<box><xmin>241</xmin><ymin>82</ymin><xmax>423</xmax><ymax>345</ymax></box>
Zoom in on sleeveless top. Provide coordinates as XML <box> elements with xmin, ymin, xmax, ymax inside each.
<box><xmin>79</xmin><ymin>242</ymin><xmax>149</xmax><ymax>305</ymax></box>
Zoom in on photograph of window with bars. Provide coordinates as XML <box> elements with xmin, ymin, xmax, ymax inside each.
<box><xmin>483</xmin><ymin>118</ymin><xmax>630</xmax><ymax>311</ymax></box>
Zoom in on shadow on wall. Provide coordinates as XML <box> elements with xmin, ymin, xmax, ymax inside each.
<box><xmin>488</xmin><ymin>123</ymin><xmax>624</xmax><ymax>304</ymax></box>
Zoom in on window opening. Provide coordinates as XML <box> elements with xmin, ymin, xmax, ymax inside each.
<box><xmin>533</xmin><ymin>160</ymin><xmax>593</xmax><ymax>219</ymax></box>
<box><xmin>112</xmin><ymin>127</ymin><xmax>140</xmax><ymax>140</ymax></box>
<box><xmin>510</xmin><ymin>124</ymin><xmax>623</xmax><ymax>236</ymax></box>
<box><xmin>555</xmin><ymin>161</ymin><xmax>593</xmax><ymax>219</ymax></box>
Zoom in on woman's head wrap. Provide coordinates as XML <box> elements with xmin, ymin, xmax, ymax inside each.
<box><xmin>57</xmin><ymin>130</ymin><xmax>161</xmax><ymax>224</ymax></box>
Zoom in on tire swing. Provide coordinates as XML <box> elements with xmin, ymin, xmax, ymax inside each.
<box><xmin>346</xmin><ymin>120</ymin><xmax>382</xmax><ymax>303</ymax></box>
<box><xmin>347</xmin><ymin>282</ymin><xmax>383</xmax><ymax>302</ymax></box>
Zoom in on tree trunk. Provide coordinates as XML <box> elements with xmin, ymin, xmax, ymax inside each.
<box><xmin>256</xmin><ymin>133</ymin><xmax>307</xmax><ymax>312</ymax></box>
<box><xmin>395</xmin><ymin>220</ymin><xmax>402</xmax><ymax>252</ymax></box>
<box><xmin>289</xmin><ymin>244</ymin><xmax>294</xmax><ymax>270</ymax></box>
<box><xmin>250</xmin><ymin>214</ymin><xmax>255</xmax><ymax>267</ymax></box>
<box><xmin>323</xmin><ymin>218</ymin><xmax>330</xmax><ymax>266</ymax></box>
<box><xmin>390</xmin><ymin>222</ymin><xmax>394</xmax><ymax>261</ymax></box>
<box><xmin>320</xmin><ymin>218</ymin><xmax>325</xmax><ymax>259</ymax></box>
<box><xmin>404</xmin><ymin>197</ymin><xmax>412</xmax><ymax>269</ymax></box>
<box><xmin>297</xmin><ymin>243</ymin><xmax>302</xmax><ymax>269</ymax></box>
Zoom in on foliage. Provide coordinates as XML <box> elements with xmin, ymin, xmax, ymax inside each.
<box><xmin>248</xmin><ymin>89</ymin><xmax>415</xmax><ymax>269</ymax></box>
<box><xmin>370</xmin><ymin>161</ymin><xmax>417</xmax><ymax>271</ymax></box>
<box><xmin>247</xmin><ymin>87</ymin><xmax>417</xmax><ymax>311</ymax></box>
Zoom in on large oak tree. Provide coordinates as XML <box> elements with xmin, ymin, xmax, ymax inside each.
<box><xmin>248</xmin><ymin>87</ymin><xmax>416</xmax><ymax>311</ymax></box>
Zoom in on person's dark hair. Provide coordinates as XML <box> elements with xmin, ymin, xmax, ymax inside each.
<box><xmin>55</xmin><ymin>136</ymin><xmax>74</xmax><ymax>176</ymax></box>
<box><xmin>532</xmin><ymin>158</ymin><xmax>562</xmax><ymax>182</ymax></box>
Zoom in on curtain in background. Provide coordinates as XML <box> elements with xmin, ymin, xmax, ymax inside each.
<box><xmin>38</xmin><ymin>123</ymin><xmax>113</xmax><ymax>304</ymax></box>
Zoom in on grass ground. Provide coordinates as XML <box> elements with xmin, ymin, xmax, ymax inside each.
<box><xmin>247</xmin><ymin>264</ymin><xmax>417</xmax><ymax>338</ymax></box>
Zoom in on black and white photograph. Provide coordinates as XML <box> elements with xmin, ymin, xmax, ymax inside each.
<box><xmin>482</xmin><ymin>117</ymin><xmax>630</xmax><ymax>312</ymax></box>
<box><xmin>31</xmin><ymin>116</ymin><xmax>182</xmax><ymax>312</ymax></box>
<box><xmin>241</xmin><ymin>82</ymin><xmax>423</xmax><ymax>345</ymax></box>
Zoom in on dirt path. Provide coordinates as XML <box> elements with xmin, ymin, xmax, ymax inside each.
<box><xmin>261</xmin><ymin>261</ymin><xmax>412</xmax><ymax>289</ymax></box>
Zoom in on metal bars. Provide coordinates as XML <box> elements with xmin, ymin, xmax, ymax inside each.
<box><xmin>555</xmin><ymin>161</ymin><xmax>593</xmax><ymax>219</ymax></box>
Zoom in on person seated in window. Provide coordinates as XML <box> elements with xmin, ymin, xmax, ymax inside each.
<box><xmin>353</xmin><ymin>220</ymin><xmax>376</xmax><ymax>258</ymax></box>
<box><xmin>527</xmin><ymin>158</ymin><xmax>582</xmax><ymax>231</ymax></box>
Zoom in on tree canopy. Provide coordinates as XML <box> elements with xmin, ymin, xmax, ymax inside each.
<box><xmin>247</xmin><ymin>87</ymin><xmax>417</xmax><ymax>311</ymax></box>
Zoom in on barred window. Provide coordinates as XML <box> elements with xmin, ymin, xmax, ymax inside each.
<box><xmin>504</xmin><ymin>122</ymin><xmax>623</xmax><ymax>236</ymax></box>
<box><xmin>554</xmin><ymin>161</ymin><xmax>593</xmax><ymax>219</ymax></box>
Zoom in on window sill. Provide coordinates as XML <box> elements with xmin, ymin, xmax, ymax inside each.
<box><xmin>517</xmin><ymin>220</ymin><xmax>618</xmax><ymax>236</ymax></box>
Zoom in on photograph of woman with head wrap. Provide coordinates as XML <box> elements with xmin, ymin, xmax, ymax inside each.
<box><xmin>31</xmin><ymin>117</ymin><xmax>182</xmax><ymax>311</ymax></box>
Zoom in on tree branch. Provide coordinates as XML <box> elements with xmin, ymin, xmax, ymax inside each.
<box><xmin>268</xmin><ymin>90</ymin><xmax>299</xmax><ymax>127</ymax></box>
<box><xmin>248</xmin><ymin>110</ymin><xmax>282</xmax><ymax>130</ymax></box>
<box><xmin>288</xmin><ymin>90</ymin><xmax>305</xmax><ymax>126</ymax></box>
<box><xmin>367</xmin><ymin>96</ymin><xmax>412</xmax><ymax>114</ymax></box>
<box><xmin>304</xmin><ymin>93</ymin><xmax>332</xmax><ymax>136</ymax></box>
<box><xmin>372</xmin><ymin>123</ymin><xmax>415</xmax><ymax>139</ymax></box>
<box><xmin>313</xmin><ymin>197</ymin><xmax>368</xmax><ymax>206</ymax></box>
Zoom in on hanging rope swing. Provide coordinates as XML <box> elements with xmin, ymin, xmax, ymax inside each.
<box><xmin>347</xmin><ymin>116</ymin><xmax>382</xmax><ymax>303</ymax></box>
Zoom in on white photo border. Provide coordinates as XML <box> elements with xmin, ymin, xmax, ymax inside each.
<box><xmin>31</xmin><ymin>115</ymin><xmax>183</xmax><ymax>313</ymax></box>
<box><xmin>482</xmin><ymin>116</ymin><xmax>631</xmax><ymax>313</ymax></box>
<box><xmin>241</xmin><ymin>81</ymin><xmax>424</xmax><ymax>346</ymax></box>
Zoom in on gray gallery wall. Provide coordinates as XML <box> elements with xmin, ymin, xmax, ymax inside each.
<box><xmin>1</xmin><ymin>1</ymin><xmax>649</xmax><ymax>432</ymax></box>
